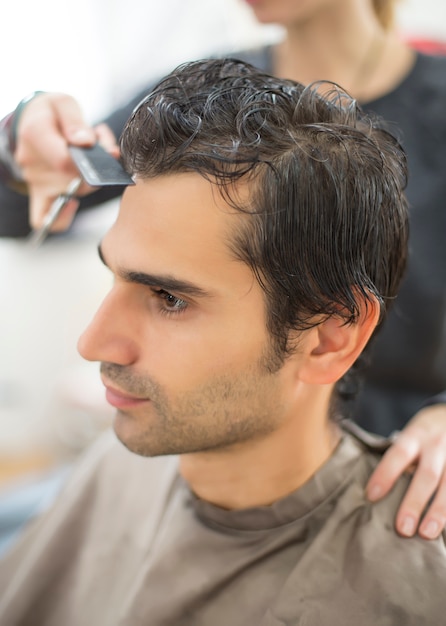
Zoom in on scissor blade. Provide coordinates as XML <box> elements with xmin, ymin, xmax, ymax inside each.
<box><xmin>28</xmin><ymin>177</ymin><xmax>82</xmax><ymax>248</ymax></box>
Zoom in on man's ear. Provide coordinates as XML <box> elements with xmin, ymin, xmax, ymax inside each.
<box><xmin>299</xmin><ymin>297</ymin><xmax>381</xmax><ymax>385</ymax></box>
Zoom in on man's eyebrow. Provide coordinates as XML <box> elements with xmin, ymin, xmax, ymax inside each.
<box><xmin>97</xmin><ymin>244</ymin><xmax>211</xmax><ymax>298</ymax></box>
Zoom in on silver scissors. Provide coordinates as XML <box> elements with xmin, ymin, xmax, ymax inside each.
<box><xmin>28</xmin><ymin>177</ymin><xmax>83</xmax><ymax>248</ymax></box>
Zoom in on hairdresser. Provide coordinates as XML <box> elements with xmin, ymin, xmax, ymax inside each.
<box><xmin>0</xmin><ymin>0</ymin><xmax>445</xmax><ymax>541</ymax></box>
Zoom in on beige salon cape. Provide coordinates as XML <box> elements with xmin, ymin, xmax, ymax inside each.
<box><xmin>0</xmin><ymin>424</ymin><xmax>445</xmax><ymax>625</ymax></box>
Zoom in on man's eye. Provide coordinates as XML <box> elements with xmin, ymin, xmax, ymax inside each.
<box><xmin>154</xmin><ymin>289</ymin><xmax>188</xmax><ymax>314</ymax></box>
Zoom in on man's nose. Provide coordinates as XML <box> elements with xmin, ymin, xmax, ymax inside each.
<box><xmin>77</xmin><ymin>288</ymin><xmax>139</xmax><ymax>366</ymax></box>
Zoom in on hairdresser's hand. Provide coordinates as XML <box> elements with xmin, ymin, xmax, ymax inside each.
<box><xmin>14</xmin><ymin>92</ymin><xmax>119</xmax><ymax>231</ymax></box>
<box><xmin>366</xmin><ymin>403</ymin><xmax>446</xmax><ymax>539</ymax></box>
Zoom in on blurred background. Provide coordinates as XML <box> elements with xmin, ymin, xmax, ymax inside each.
<box><xmin>1</xmin><ymin>0</ymin><xmax>446</xmax><ymax>483</ymax></box>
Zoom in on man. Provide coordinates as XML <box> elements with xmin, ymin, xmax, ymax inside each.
<box><xmin>0</xmin><ymin>59</ymin><xmax>444</xmax><ymax>625</ymax></box>
<box><xmin>3</xmin><ymin>0</ymin><xmax>446</xmax><ymax>543</ymax></box>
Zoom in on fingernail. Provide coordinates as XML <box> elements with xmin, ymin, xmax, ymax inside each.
<box><xmin>400</xmin><ymin>516</ymin><xmax>416</xmax><ymax>537</ymax></box>
<box><xmin>421</xmin><ymin>520</ymin><xmax>439</xmax><ymax>539</ymax></box>
<box><xmin>70</xmin><ymin>129</ymin><xmax>93</xmax><ymax>144</ymax></box>
<box><xmin>367</xmin><ymin>485</ymin><xmax>382</xmax><ymax>501</ymax></box>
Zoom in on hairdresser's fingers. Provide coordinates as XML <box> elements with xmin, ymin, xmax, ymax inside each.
<box><xmin>12</xmin><ymin>92</ymin><xmax>101</xmax><ymax>230</ymax></box>
<box><xmin>26</xmin><ymin>169</ymin><xmax>93</xmax><ymax>231</ymax></box>
<box><xmin>48</xmin><ymin>198</ymin><xmax>81</xmax><ymax>233</ymax></box>
<box><xmin>15</xmin><ymin>93</ymin><xmax>88</xmax><ymax>230</ymax></box>
<box><xmin>15</xmin><ymin>93</ymin><xmax>95</xmax><ymax>173</ymax></box>
<box><xmin>395</xmin><ymin>444</ymin><xmax>446</xmax><ymax>537</ymax></box>
<box><xmin>367</xmin><ymin>404</ymin><xmax>446</xmax><ymax>539</ymax></box>
<box><xmin>418</xmin><ymin>471</ymin><xmax>446</xmax><ymax>540</ymax></box>
<box><xmin>95</xmin><ymin>123</ymin><xmax>120</xmax><ymax>159</ymax></box>
<box><xmin>27</xmin><ymin>177</ymin><xmax>81</xmax><ymax>231</ymax></box>
<box><xmin>366</xmin><ymin>430</ymin><xmax>421</xmax><ymax>502</ymax></box>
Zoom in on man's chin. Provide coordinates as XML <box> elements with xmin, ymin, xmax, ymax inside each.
<box><xmin>113</xmin><ymin>410</ymin><xmax>149</xmax><ymax>456</ymax></box>
<box><xmin>112</xmin><ymin>410</ymin><xmax>173</xmax><ymax>458</ymax></box>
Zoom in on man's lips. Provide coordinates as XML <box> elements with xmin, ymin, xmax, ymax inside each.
<box><xmin>102</xmin><ymin>380</ymin><xmax>150</xmax><ymax>409</ymax></box>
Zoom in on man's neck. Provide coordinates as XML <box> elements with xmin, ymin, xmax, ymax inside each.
<box><xmin>272</xmin><ymin>1</ymin><xmax>415</xmax><ymax>103</ymax></box>
<box><xmin>179</xmin><ymin>386</ymin><xmax>341</xmax><ymax>510</ymax></box>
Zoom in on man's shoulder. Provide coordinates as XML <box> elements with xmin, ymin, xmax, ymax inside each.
<box><xmin>268</xmin><ymin>426</ymin><xmax>446</xmax><ymax>624</ymax></box>
<box><xmin>2</xmin><ymin>430</ymin><xmax>180</xmax><ymax>558</ymax></box>
<box><xmin>339</xmin><ymin>425</ymin><xmax>446</xmax><ymax>616</ymax></box>
<box><xmin>339</xmin><ymin>423</ymin><xmax>441</xmax><ymax>557</ymax></box>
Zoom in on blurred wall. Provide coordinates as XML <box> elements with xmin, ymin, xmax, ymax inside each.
<box><xmin>1</xmin><ymin>0</ymin><xmax>276</xmax><ymax>120</ymax></box>
<box><xmin>2</xmin><ymin>0</ymin><xmax>446</xmax><ymax>120</ymax></box>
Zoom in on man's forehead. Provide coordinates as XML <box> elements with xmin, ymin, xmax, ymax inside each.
<box><xmin>114</xmin><ymin>173</ymin><xmax>249</xmax><ymax>252</ymax></box>
<box><xmin>102</xmin><ymin>173</ymin><xmax>257</xmax><ymax>296</ymax></box>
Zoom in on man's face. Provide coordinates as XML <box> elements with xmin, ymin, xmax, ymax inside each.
<box><xmin>78</xmin><ymin>173</ymin><xmax>301</xmax><ymax>457</ymax></box>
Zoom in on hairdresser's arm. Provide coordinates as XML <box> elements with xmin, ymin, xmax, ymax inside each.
<box><xmin>366</xmin><ymin>398</ymin><xmax>446</xmax><ymax>539</ymax></box>
<box><xmin>0</xmin><ymin>88</ymin><xmax>147</xmax><ymax>237</ymax></box>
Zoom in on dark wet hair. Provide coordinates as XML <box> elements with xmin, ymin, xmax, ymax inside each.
<box><xmin>121</xmin><ymin>58</ymin><xmax>408</xmax><ymax>396</ymax></box>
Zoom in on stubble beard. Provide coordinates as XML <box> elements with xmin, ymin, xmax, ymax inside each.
<box><xmin>100</xmin><ymin>351</ymin><xmax>285</xmax><ymax>458</ymax></box>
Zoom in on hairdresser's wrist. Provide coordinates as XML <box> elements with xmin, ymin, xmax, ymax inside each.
<box><xmin>0</xmin><ymin>91</ymin><xmax>46</xmax><ymax>193</ymax></box>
